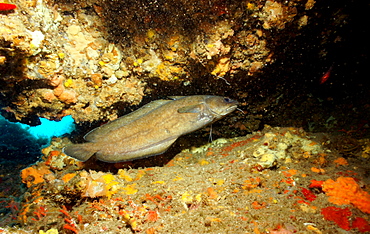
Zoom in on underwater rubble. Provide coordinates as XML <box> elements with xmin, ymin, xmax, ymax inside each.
<box><xmin>0</xmin><ymin>126</ymin><xmax>369</xmax><ymax>233</ymax></box>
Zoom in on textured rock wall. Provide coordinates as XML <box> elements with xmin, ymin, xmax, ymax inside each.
<box><xmin>0</xmin><ymin>0</ymin><xmax>315</xmax><ymax>123</ymax></box>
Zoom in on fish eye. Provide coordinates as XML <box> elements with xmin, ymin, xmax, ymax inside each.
<box><xmin>223</xmin><ymin>97</ymin><xmax>233</xmax><ymax>103</ymax></box>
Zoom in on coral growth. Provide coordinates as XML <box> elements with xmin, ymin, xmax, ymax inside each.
<box><xmin>322</xmin><ymin>176</ymin><xmax>370</xmax><ymax>213</ymax></box>
<box><xmin>321</xmin><ymin>206</ymin><xmax>370</xmax><ymax>233</ymax></box>
<box><xmin>5</xmin><ymin>126</ymin><xmax>369</xmax><ymax>233</ymax></box>
<box><xmin>21</xmin><ymin>165</ymin><xmax>52</xmax><ymax>188</ymax></box>
<box><xmin>333</xmin><ymin>157</ymin><xmax>348</xmax><ymax>166</ymax></box>
<box><xmin>0</xmin><ymin>0</ymin><xmax>316</xmax><ymax>123</ymax></box>
<box><xmin>321</xmin><ymin>206</ymin><xmax>352</xmax><ymax>230</ymax></box>
<box><xmin>259</xmin><ymin>0</ymin><xmax>297</xmax><ymax>29</ymax></box>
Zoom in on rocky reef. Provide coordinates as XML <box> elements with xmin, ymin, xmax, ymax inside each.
<box><xmin>1</xmin><ymin>0</ymin><xmax>370</xmax><ymax>233</ymax></box>
<box><xmin>1</xmin><ymin>0</ymin><xmax>316</xmax><ymax>123</ymax></box>
<box><xmin>2</xmin><ymin>126</ymin><xmax>369</xmax><ymax>233</ymax></box>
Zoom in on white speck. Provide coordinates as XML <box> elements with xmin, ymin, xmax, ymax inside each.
<box><xmin>28</xmin><ymin>30</ymin><xmax>45</xmax><ymax>48</ymax></box>
<box><xmin>106</xmin><ymin>75</ymin><xmax>118</xmax><ymax>85</ymax></box>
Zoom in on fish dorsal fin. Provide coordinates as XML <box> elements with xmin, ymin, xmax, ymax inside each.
<box><xmin>168</xmin><ymin>96</ymin><xmax>185</xmax><ymax>100</ymax></box>
<box><xmin>84</xmin><ymin>99</ymin><xmax>172</xmax><ymax>142</ymax></box>
<box><xmin>177</xmin><ymin>104</ymin><xmax>204</xmax><ymax>114</ymax></box>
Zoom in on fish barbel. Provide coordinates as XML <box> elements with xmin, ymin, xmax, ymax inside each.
<box><xmin>63</xmin><ymin>95</ymin><xmax>239</xmax><ymax>162</ymax></box>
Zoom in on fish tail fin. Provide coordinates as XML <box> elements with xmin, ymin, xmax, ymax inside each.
<box><xmin>63</xmin><ymin>143</ymin><xmax>96</xmax><ymax>162</ymax></box>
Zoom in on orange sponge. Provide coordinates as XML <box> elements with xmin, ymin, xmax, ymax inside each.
<box><xmin>323</xmin><ymin>176</ymin><xmax>370</xmax><ymax>213</ymax></box>
<box><xmin>21</xmin><ymin>165</ymin><xmax>52</xmax><ymax>188</ymax></box>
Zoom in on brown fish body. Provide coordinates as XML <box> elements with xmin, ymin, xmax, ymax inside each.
<box><xmin>63</xmin><ymin>95</ymin><xmax>238</xmax><ymax>162</ymax></box>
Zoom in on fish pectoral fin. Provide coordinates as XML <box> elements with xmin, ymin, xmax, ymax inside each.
<box><xmin>177</xmin><ymin>104</ymin><xmax>204</xmax><ymax>114</ymax></box>
<box><xmin>63</xmin><ymin>143</ymin><xmax>96</xmax><ymax>162</ymax></box>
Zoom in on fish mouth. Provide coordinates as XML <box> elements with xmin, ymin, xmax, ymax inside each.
<box><xmin>211</xmin><ymin>103</ymin><xmax>239</xmax><ymax>118</ymax></box>
<box><xmin>223</xmin><ymin>98</ymin><xmax>239</xmax><ymax>113</ymax></box>
<box><xmin>223</xmin><ymin>104</ymin><xmax>239</xmax><ymax>115</ymax></box>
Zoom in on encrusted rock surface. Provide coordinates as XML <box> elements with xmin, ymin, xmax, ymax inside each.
<box><xmin>0</xmin><ymin>0</ymin><xmax>313</xmax><ymax>123</ymax></box>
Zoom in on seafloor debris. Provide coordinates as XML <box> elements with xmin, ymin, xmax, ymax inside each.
<box><xmin>1</xmin><ymin>126</ymin><xmax>369</xmax><ymax>233</ymax></box>
<box><xmin>0</xmin><ymin>0</ymin><xmax>314</xmax><ymax>123</ymax></box>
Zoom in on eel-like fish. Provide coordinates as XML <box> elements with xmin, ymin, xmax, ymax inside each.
<box><xmin>63</xmin><ymin>95</ymin><xmax>238</xmax><ymax>162</ymax></box>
